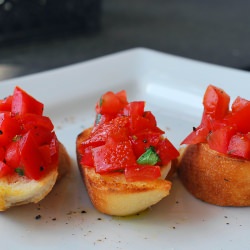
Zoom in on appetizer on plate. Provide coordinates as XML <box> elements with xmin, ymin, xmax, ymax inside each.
<box><xmin>0</xmin><ymin>86</ymin><xmax>70</xmax><ymax>211</ymax></box>
<box><xmin>177</xmin><ymin>84</ymin><xmax>250</xmax><ymax>206</ymax></box>
<box><xmin>76</xmin><ymin>90</ymin><xmax>179</xmax><ymax>216</ymax></box>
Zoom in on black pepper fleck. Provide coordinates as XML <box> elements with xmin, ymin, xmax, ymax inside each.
<box><xmin>81</xmin><ymin>210</ymin><xmax>86</xmax><ymax>214</ymax></box>
<box><xmin>52</xmin><ymin>218</ymin><xmax>57</xmax><ymax>221</ymax></box>
<box><xmin>97</xmin><ymin>218</ymin><xmax>102</xmax><ymax>220</ymax></box>
<box><xmin>35</xmin><ymin>215</ymin><xmax>41</xmax><ymax>220</ymax></box>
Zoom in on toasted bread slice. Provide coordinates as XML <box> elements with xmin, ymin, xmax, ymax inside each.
<box><xmin>0</xmin><ymin>142</ymin><xmax>70</xmax><ymax>211</ymax></box>
<box><xmin>76</xmin><ymin>128</ymin><xmax>172</xmax><ymax>216</ymax></box>
<box><xmin>177</xmin><ymin>143</ymin><xmax>250</xmax><ymax>206</ymax></box>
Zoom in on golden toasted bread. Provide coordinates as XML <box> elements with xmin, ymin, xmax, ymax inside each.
<box><xmin>76</xmin><ymin>128</ymin><xmax>172</xmax><ymax>216</ymax></box>
<box><xmin>177</xmin><ymin>143</ymin><xmax>250</xmax><ymax>206</ymax></box>
<box><xmin>0</xmin><ymin>142</ymin><xmax>70</xmax><ymax>211</ymax></box>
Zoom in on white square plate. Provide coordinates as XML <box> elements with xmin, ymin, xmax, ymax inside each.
<box><xmin>1</xmin><ymin>48</ymin><xmax>250</xmax><ymax>250</ymax></box>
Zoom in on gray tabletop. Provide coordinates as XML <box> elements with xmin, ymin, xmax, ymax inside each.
<box><xmin>0</xmin><ymin>0</ymin><xmax>250</xmax><ymax>81</ymax></box>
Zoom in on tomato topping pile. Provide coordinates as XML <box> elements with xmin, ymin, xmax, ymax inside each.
<box><xmin>80</xmin><ymin>90</ymin><xmax>179</xmax><ymax>182</ymax></box>
<box><xmin>181</xmin><ymin>84</ymin><xmax>250</xmax><ymax>159</ymax></box>
<box><xmin>0</xmin><ymin>86</ymin><xmax>59</xmax><ymax>180</ymax></box>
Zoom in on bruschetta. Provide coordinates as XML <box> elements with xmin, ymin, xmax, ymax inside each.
<box><xmin>76</xmin><ymin>90</ymin><xmax>179</xmax><ymax>216</ymax></box>
<box><xmin>0</xmin><ymin>86</ymin><xmax>70</xmax><ymax>211</ymax></box>
<box><xmin>177</xmin><ymin>84</ymin><xmax>250</xmax><ymax>206</ymax></box>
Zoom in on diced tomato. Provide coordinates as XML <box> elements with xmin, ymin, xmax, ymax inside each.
<box><xmin>0</xmin><ymin>96</ymin><xmax>12</xmax><ymax>112</ymax></box>
<box><xmin>84</xmin><ymin>90</ymin><xmax>180</xmax><ymax>181</ymax></box>
<box><xmin>95</xmin><ymin>91</ymin><xmax>127</xmax><ymax>115</ymax></box>
<box><xmin>115</xmin><ymin>90</ymin><xmax>128</xmax><ymax>106</ymax></box>
<box><xmin>19</xmin><ymin>113</ymin><xmax>54</xmax><ymax>132</ymax></box>
<box><xmin>47</xmin><ymin>133</ymin><xmax>59</xmax><ymax>171</ymax></box>
<box><xmin>181</xmin><ymin>112</ymin><xmax>212</xmax><ymax>145</ymax></box>
<box><xmin>0</xmin><ymin>112</ymin><xmax>21</xmax><ymax>146</ymax></box>
<box><xmin>0</xmin><ymin>147</ymin><xmax>5</xmax><ymax>161</ymax></box>
<box><xmin>203</xmin><ymin>85</ymin><xmax>230</xmax><ymax>120</ymax></box>
<box><xmin>130</xmin><ymin>131</ymin><xmax>161</xmax><ymax>158</ymax></box>
<box><xmin>156</xmin><ymin>138</ymin><xmax>180</xmax><ymax>165</ymax></box>
<box><xmin>231</xmin><ymin>96</ymin><xmax>249</xmax><ymax>113</ymax></box>
<box><xmin>129</xmin><ymin>115</ymin><xmax>164</xmax><ymax>134</ymax></box>
<box><xmin>80</xmin><ymin>146</ymin><xmax>94</xmax><ymax>167</ymax></box>
<box><xmin>182</xmin><ymin>85</ymin><xmax>250</xmax><ymax>160</ymax></box>
<box><xmin>39</xmin><ymin>145</ymin><xmax>52</xmax><ymax>166</ymax></box>
<box><xmin>0</xmin><ymin>87</ymin><xmax>58</xmax><ymax>180</ymax></box>
<box><xmin>224</xmin><ymin>102</ymin><xmax>250</xmax><ymax>133</ymax></box>
<box><xmin>124</xmin><ymin>165</ymin><xmax>161</xmax><ymax>182</ymax></box>
<box><xmin>83</xmin><ymin>116</ymin><xmax>129</xmax><ymax>148</ymax></box>
<box><xmin>209</xmin><ymin>118</ymin><xmax>228</xmax><ymax>132</ymax></box>
<box><xmin>181</xmin><ymin>125</ymin><xmax>210</xmax><ymax>145</ymax></box>
<box><xmin>115</xmin><ymin>89</ymin><xmax>128</xmax><ymax>102</ymax></box>
<box><xmin>11</xmin><ymin>86</ymin><xmax>44</xmax><ymax>115</ymax></box>
<box><xmin>94</xmin><ymin>113</ymin><xmax>115</xmax><ymax>126</ymax></box>
<box><xmin>18</xmin><ymin>131</ymin><xmax>47</xmax><ymax>180</ymax></box>
<box><xmin>28</xmin><ymin>126</ymin><xmax>53</xmax><ymax>146</ymax></box>
<box><xmin>49</xmin><ymin>132</ymin><xmax>59</xmax><ymax>157</ymax></box>
<box><xmin>207</xmin><ymin>126</ymin><xmax>236</xmax><ymax>154</ymax></box>
<box><xmin>120</xmin><ymin>101</ymin><xmax>145</xmax><ymax>117</ymax></box>
<box><xmin>5</xmin><ymin>141</ymin><xmax>20</xmax><ymax>169</ymax></box>
<box><xmin>0</xmin><ymin>161</ymin><xmax>13</xmax><ymax>178</ymax></box>
<box><xmin>92</xmin><ymin>137</ymin><xmax>137</xmax><ymax>174</ymax></box>
<box><xmin>143</xmin><ymin>111</ymin><xmax>157</xmax><ymax>127</ymax></box>
<box><xmin>228</xmin><ymin>134</ymin><xmax>250</xmax><ymax>159</ymax></box>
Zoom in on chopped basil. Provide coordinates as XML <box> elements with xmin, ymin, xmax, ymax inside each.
<box><xmin>95</xmin><ymin>113</ymin><xmax>102</xmax><ymax>125</ymax></box>
<box><xmin>15</xmin><ymin>168</ymin><xmax>24</xmax><ymax>176</ymax></box>
<box><xmin>12</xmin><ymin>135</ymin><xmax>22</xmax><ymax>142</ymax></box>
<box><xmin>132</xmin><ymin>135</ymin><xmax>137</xmax><ymax>140</ymax></box>
<box><xmin>99</xmin><ymin>97</ymin><xmax>103</xmax><ymax>107</ymax></box>
<box><xmin>137</xmin><ymin>146</ymin><xmax>159</xmax><ymax>165</ymax></box>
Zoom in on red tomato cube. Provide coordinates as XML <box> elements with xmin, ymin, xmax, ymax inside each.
<box><xmin>231</xmin><ymin>96</ymin><xmax>249</xmax><ymax>113</ymax></box>
<box><xmin>207</xmin><ymin>126</ymin><xmax>236</xmax><ymax>154</ymax></box>
<box><xmin>5</xmin><ymin>141</ymin><xmax>20</xmax><ymax>169</ymax></box>
<box><xmin>12</xmin><ymin>86</ymin><xmax>44</xmax><ymax>115</ymax></box>
<box><xmin>80</xmin><ymin>146</ymin><xmax>94</xmax><ymax>167</ymax></box>
<box><xmin>19</xmin><ymin>131</ymin><xmax>47</xmax><ymax>180</ymax></box>
<box><xmin>0</xmin><ymin>95</ymin><xmax>12</xmax><ymax>112</ymax></box>
<box><xmin>203</xmin><ymin>85</ymin><xmax>230</xmax><ymax>120</ymax></box>
<box><xmin>0</xmin><ymin>112</ymin><xmax>21</xmax><ymax>146</ymax></box>
<box><xmin>0</xmin><ymin>161</ymin><xmax>13</xmax><ymax>178</ymax></box>
<box><xmin>130</xmin><ymin>131</ymin><xmax>161</xmax><ymax>158</ymax></box>
<box><xmin>228</xmin><ymin>134</ymin><xmax>250</xmax><ymax>159</ymax></box>
<box><xmin>156</xmin><ymin>138</ymin><xmax>180</xmax><ymax>165</ymax></box>
<box><xmin>120</xmin><ymin>101</ymin><xmax>145</xmax><ymax>116</ymax></box>
<box><xmin>95</xmin><ymin>91</ymin><xmax>127</xmax><ymax>115</ymax></box>
<box><xmin>225</xmin><ymin>103</ymin><xmax>250</xmax><ymax>133</ymax></box>
<box><xmin>92</xmin><ymin>137</ymin><xmax>137</xmax><ymax>173</ymax></box>
<box><xmin>124</xmin><ymin>165</ymin><xmax>161</xmax><ymax>182</ymax></box>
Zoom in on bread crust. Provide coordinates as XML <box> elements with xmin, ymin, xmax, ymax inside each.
<box><xmin>177</xmin><ymin>143</ymin><xmax>250</xmax><ymax>206</ymax></box>
<box><xmin>76</xmin><ymin>128</ymin><xmax>172</xmax><ymax>216</ymax></box>
<box><xmin>0</xmin><ymin>142</ymin><xmax>70</xmax><ymax>211</ymax></box>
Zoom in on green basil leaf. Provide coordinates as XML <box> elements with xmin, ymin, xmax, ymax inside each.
<box><xmin>95</xmin><ymin>113</ymin><xmax>102</xmax><ymax>125</ymax></box>
<box><xmin>99</xmin><ymin>97</ymin><xmax>103</xmax><ymax>107</ymax></box>
<box><xmin>15</xmin><ymin>168</ymin><xmax>24</xmax><ymax>176</ymax></box>
<box><xmin>137</xmin><ymin>146</ymin><xmax>159</xmax><ymax>165</ymax></box>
